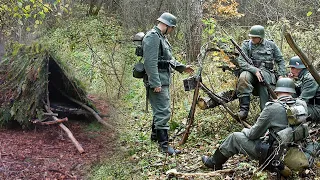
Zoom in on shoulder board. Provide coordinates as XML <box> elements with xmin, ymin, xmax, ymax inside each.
<box><xmin>265</xmin><ymin>101</ymin><xmax>274</xmax><ymax>107</ymax></box>
<box><xmin>267</xmin><ymin>39</ymin><xmax>274</xmax><ymax>42</ymax></box>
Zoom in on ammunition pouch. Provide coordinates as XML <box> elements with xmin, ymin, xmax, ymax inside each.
<box><xmin>133</xmin><ymin>60</ymin><xmax>170</xmax><ymax>79</ymax></box>
<box><xmin>252</xmin><ymin>59</ymin><xmax>262</xmax><ymax>68</ymax></box>
<box><xmin>252</xmin><ymin>59</ymin><xmax>274</xmax><ymax>71</ymax></box>
<box><xmin>158</xmin><ymin>60</ymin><xmax>170</xmax><ymax>70</ymax></box>
<box><xmin>262</xmin><ymin>61</ymin><xmax>274</xmax><ymax>71</ymax></box>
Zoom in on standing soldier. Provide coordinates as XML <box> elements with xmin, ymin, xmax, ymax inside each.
<box><xmin>237</xmin><ymin>25</ymin><xmax>286</xmax><ymax>120</ymax></box>
<box><xmin>143</xmin><ymin>12</ymin><xmax>194</xmax><ymax>155</ymax></box>
<box><xmin>288</xmin><ymin>56</ymin><xmax>320</xmax><ymax>122</ymax></box>
<box><xmin>201</xmin><ymin>78</ymin><xmax>307</xmax><ymax>174</ymax></box>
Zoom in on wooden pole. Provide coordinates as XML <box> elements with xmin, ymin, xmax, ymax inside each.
<box><xmin>45</xmin><ymin>105</ymin><xmax>85</xmax><ymax>154</ymax></box>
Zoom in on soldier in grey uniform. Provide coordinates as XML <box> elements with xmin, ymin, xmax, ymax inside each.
<box><xmin>143</xmin><ymin>12</ymin><xmax>194</xmax><ymax>155</ymax></box>
<box><xmin>237</xmin><ymin>25</ymin><xmax>286</xmax><ymax>120</ymax></box>
<box><xmin>288</xmin><ymin>56</ymin><xmax>320</xmax><ymax>122</ymax></box>
<box><xmin>201</xmin><ymin>78</ymin><xmax>307</xmax><ymax>171</ymax></box>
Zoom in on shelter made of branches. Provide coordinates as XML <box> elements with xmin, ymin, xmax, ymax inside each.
<box><xmin>0</xmin><ymin>43</ymin><xmax>95</xmax><ymax>128</ymax></box>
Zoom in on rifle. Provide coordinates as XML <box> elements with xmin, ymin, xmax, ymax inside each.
<box><xmin>230</xmin><ymin>39</ymin><xmax>278</xmax><ymax>100</ymax></box>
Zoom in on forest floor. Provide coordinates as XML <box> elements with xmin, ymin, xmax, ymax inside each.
<box><xmin>0</xmin><ymin>95</ymin><xmax>116</xmax><ymax>180</ymax></box>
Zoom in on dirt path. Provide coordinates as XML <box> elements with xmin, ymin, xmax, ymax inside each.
<box><xmin>0</xmin><ymin>95</ymin><xmax>116</xmax><ymax>180</ymax></box>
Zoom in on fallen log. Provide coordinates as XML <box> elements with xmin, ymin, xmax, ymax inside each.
<box><xmin>44</xmin><ymin>104</ymin><xmax>85</xmax><ymax>154</ymax></box>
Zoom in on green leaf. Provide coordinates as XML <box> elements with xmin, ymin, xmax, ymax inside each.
<box><xmin>307</xmin><ymin>11</ymin><xmax>313</xmax><ymax>17</ymax></box>
<box><xmin>24</xmin><ymin>13</ymin><xmax>31</xmax><ymax>18</ymax></box>
<box><xmin>26</xmin><ymin>27</ymin><xmax>31</xmax><ymax>31</ymax></box>
<box><xmin>35</xmin><ymin>20</ymin><xmax>40</xmax><ymax>24</ymax></box>
<box><xmin>25</xmin><ymin>5</ymin><xmax>30</xmax><ymax>11</ymax></box>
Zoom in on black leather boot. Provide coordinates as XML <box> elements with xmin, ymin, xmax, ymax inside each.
<box><xmin>150</xmin><ymin>120</ymin><xmax>157</xmax><ymax>142</ymax></box>
<box><xmin>238</xmin><ymin>96</ymin><xmax>250</xmax><ymax>120</ymax></box>
<box><xmin>157</xmin><ymin>129</ymin><xmax>181</xmax><ymax>155</ymax></box>
<box><xmin>202</xmin><ymin>149</ymin><xmax>229</xmax><ymax>170</ymax></box>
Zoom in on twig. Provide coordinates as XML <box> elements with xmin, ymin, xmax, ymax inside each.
<box><xmin>31</xmin><ymin>117</ymin><xmax>68</xmax><ymax>125</ymax></box>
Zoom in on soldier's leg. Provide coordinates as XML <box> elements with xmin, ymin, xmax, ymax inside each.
<box><xmin>237</xmin><ymin>71</ymin><xmax>257</xmax><ymax>119</ymax></box>
<box><xmin>307</xmin><ymin>104</ymin><xmax>320</xmax><ymax>123</ymax></box>
<box><xmin>258</xmin><ymin>71</ymin><xmax>274</xmax><ymax>111</ymax></box>
<box><xmin>202</xmin><ymin>132</ymin><xmax>259</xmax><ymax>169</ymax></box>
<box><xmin>258</xmin><ymin>84</ymin><xmax>269</xmax><ymax>111</ymax></box>
<box><xmin>219</xmin><ymin>132</ymin><xmax>260</xmax><ymax>159</ymax></box>
<box><xmin>148</xmin><ymin>86</ymin><xmax>180</xmax><ymax>155</ymax></box>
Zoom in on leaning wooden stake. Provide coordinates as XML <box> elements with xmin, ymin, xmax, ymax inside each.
<box><xmin>285</xmin><ymin>32</ymin><xmax>320</xmax><ymax>85</ymax></box>
<box><xmin>45</xmin><ymin>105</ymin><xmax>85</xmax><ymax>154</ymax></box>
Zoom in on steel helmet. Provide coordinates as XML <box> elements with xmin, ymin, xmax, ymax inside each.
<box><xmin>157</xmin><ymin>12</ymin><xmax>177</xmax><ymax>27</ymax></box>
<box><xmin>274</xmin><ymin>78</ymin><xmax>296</xmax><ymax>94</ymax></box>
<box><xmin>248</xmin><ymin>25</ymin><xmax>265</xmax><ymax>39</ymax></box>
<box><xmin>288</xmin><ymin>56</ymin><xmax>306</xmax><ymax>69</ymax></box>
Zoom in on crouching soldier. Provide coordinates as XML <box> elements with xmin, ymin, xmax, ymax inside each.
<box><xmin>201</xmin><ymin>78</ymin><xmax>308</xmax><ymax>175</ymax></box>
<box><xmin>288</xmin><ymin>56</ymin><xmax>320</xmax><ymax>123</ymax></box>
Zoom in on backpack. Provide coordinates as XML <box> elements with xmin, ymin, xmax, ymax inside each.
<box><xmin>132</xmin><ymin>32</ymin><xmax>146</xmax><ymax>78</ymax></box>
<box><xmin>132</xmin><ymin>30</ymin><xmax>163</xmax><ymax>79</ymax></box>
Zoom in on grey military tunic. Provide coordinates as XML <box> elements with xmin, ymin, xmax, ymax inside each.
<box><xmin>296</xmin><ymin>69</ymin><xmax>320</xmax><ymax>122</ymax></box>
<box><xmin>237</xmin><ymin>39</ymin><xmax>286</xmax><ymax>110</ymax></box>
<box><xmin>143</xmin><ymin>26</ymin><xmax>186</xmax><ymax>130</ymax></box>
<box><xmin>218</xmin><ymin>96</ymin><xmax>306</xmax><ymax>159</ymax></box>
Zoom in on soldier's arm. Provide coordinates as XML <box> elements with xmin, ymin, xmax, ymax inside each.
<box><xmin>143</xmin><ymin>33</ymin><xmax>161</xmax><ymax>88</ymax></box>
<box><xmin>300</xmin><ymin>74</ymin><xmax>318</xmax><ymax>102</ymax></box>
<box><xmin>272</xmin><ymin>43</ymin><xmax>286</xmax><ymax>77</ymax></box>
<box><xmin>169</xmin><ymin>59</ymin><xmax>186</xmax><ymax>73</ymax></box>
<box><xmin>241</xmin><ymin>104</ymin><xmax>272</xmax><ymax>140</ymax></box>
<box><xmin>237</xmin><ymin>41</ymin><xmax>258</xmax><ymax>74</ymax></box>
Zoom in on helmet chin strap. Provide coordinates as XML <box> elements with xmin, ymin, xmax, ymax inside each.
<box><xmin>164</xmin><ymin>26</ymin><xmax>168</xmax><ymax>35</ymax></box>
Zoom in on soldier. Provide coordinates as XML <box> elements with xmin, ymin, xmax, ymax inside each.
<box><xmin>201</xmin><ymin>78</ymin><xmax>307</xmax><ymax>171</ymax></box>
<box><xmin>288</xmin><ymin>56</ymin><xmax>320</xmax><ymax>122</ymax></box>
<box><xmin>237</xmin><ymin>25</ymin><xmax>286</xmax><ymax>120</ymax></box>
<box><xmin>143</xmin><ymin>12</ymin><xmax>194</xmax><ymax>155</ymax></box>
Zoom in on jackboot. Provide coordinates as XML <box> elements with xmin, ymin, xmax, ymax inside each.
<box><xmin>238</xmin><ymin>96</ymin><xmax>250</xmax><ymax>120</ymax></box>
<box><xmin>150</xmin><ymin>120</ymin><xmax>157</xmax><ymax>142</ymax></box>
<box><xmin>202</xmin><ymin>149</ymin><xmax>229</xmax><ymax>170</ymax></box>
<box><xmin>157</xmin><ymin>129</ymin><xmax>181</xmax><ymax>155</ymax></box>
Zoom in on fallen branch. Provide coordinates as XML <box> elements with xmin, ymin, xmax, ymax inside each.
<box><xmin>56</xmin><ymin>88</ymin><xmax>113</xmax><ymax>130</ymax></box>
<box><xmin>44</xmin><ymin>104</ymin><xmax>85</xmax><ymax>154</ymax></box>
<box><xmin>43</xmin><ymin>112</ymin><xmax>59</xmax><ymax>116</ymax></box>
<box><xmin>31</xmin><ymin>117</ymin><xmax>68</xmax><ymax>125</ymax></box>
<box><xmin>166</xmin><ymin>168</ymin><xmax>235</xmax><ymax>178</ymax></box>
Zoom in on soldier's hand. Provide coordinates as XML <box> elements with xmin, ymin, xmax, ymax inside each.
<box><xmin>255</xmin><ymin>70</ymin><xmax>263</xmax><ymax>82</ymax></box>
<box><xmin>154</xmin><ymin>87</ymin><xmax>161</xmax><ymax>92</ymax></box>
<box><xmin>184</xmin><ymin>65</ymin><xmax>194</xmax><ymax>74</ymax></box>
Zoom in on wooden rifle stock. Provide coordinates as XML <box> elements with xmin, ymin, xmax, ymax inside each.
<box><xmin>230</xmin><ymin>39</ymin><xmax>277</xmax><ymax>99</ymax></box>
<box><xmin>179</xmin><ymin>77</ymin><xmax>201</xmax><ymax>145</ymax></box>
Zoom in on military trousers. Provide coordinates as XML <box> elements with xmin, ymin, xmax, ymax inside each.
<box><xmin>148</xmin><ymin>86</ymin><xmax>170</xmax><ymax>130</ymax></box>
<box><xmin>307</xmin><ymin>104</ymin><xmax>320</xmax><ymax>123</ymax></box>
<box><xmin>237</xmin><ymin>70</ymin><xmax>274</xmax><ymax>110</ymax></box>
<box><xmin>219</xmin><ymin>132</ymin><xmax>260</xmax><ymax>160</ymax></box>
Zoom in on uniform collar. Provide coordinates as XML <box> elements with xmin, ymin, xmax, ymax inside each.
<box><xmin>251</xmin><ymin>39</ymin><xmax>266</xmax><ymax>46</ymax></box>
<box><xmin>153</xmin><ymin>26</ymin><xmax>164</xmax><ymax>38</ymax></box>
<box><xmin>298</xmin><ymin>68</ymin><xmax>308</xmax><ymax>79</ymax></box>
